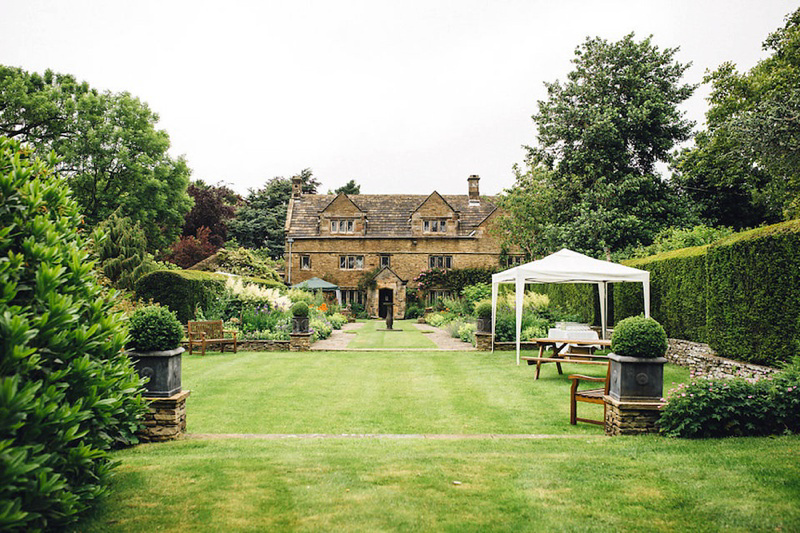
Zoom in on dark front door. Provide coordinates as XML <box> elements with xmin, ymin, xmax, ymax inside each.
<box><xmin>379</xmin><ymin>288</ymin><xmax>393</xmax><ymax>318</ymax></box>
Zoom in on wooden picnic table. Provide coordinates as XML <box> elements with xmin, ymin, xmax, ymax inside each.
<box><xmin>522</xmin><ymin>337</ymin><xmax>612</xmax><ymax>380</ymax></box>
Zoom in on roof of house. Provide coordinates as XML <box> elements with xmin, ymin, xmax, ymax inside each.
<box><xmin>287</xmin><ymin>194</ymin><xmax>498</xmax><ymax>238</ymax></box>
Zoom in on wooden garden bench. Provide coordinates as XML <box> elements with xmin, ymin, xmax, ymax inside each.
<box><xmin>568</xmin><ymin>362</ymin><xmax>611</xmax><ymax>426</ymax></box>
<box><xmin>187</xmin><ymin>320</ymin><xmax>237</xmax><ymax>355</ymax></box>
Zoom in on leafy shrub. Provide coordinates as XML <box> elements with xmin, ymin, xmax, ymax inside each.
<box><xmin>405</xmin><ymin>305</ymin><xmax>423</xmax><ymax>319</ymax></box>
<box><xmin>128</xmin><ymin>306</ymin><xmax>184</xmax><ymax>351</ymax></box>
<box><xmin>349</xmin><ymin>302</ymin><xmax>367</xmax><ymax>319</ymax></box>
<box><xmin>192</xmin><ymin>246</ymin><xmax>282</xmax><ymax>281</ymax></box>
<box><xmin>165</xmin><ymin>226</ymin><xmax>219</xmax><ymax>268</ymax></box>
<box><xmin>240</xmin><ymin>306</ymin><xmax>288</xmax><ymax>335</ymax></box>
<box><xmin>310</xmin><ymin>317</ymin><xmax>333</xmax><ymax>341</ymax></box>
<box><xmin>291</xmin><ymin>301</ymin><xmax>309</xmax><ymax>317</ymax></box>
<box><xmin>458</xmin><ymin>322</ymin><xmax>477</xmax><ymax>344</ymax></box>
<box><xmin>135</xmin><ymin>269</ymin><xmax>282</xmax><ymax>323</ymax></box>
<box><xmin>425</xmin><ymin>312</ymin><xmax>448</xmax><ymax>328</ymax></box>
<box><xmin>770</xmin><ymin>357</ymin><xmax>800</xmax><ymax>433</ymax></box>
<box><xmin>521</xmin><ymin>319</ymin><xmax>549</xmax><ymax>341</ymax></box>
<box><xmin>328</xmin><ymin>313</ymin><xmax>347</xmax><ymax>329</ymax></box>
<box><xmin>611</xmin><ymin>316</ymin><xmax>668</xmax><ymax>358</ymax></box>
<box><xmin>474</xmin><ymin>301</ymin><xmax>493</xmax><ymax>319</ymax></box>
<box><xmin>658</xmin><ymin>377</ymin><xmax>774</xmax><ymax>438</ymax></box>
<box><xmin>93</xmin><ymin>212</ymin><xmax>158</xmax><ymax>291</ymax></box>
<box><xmin>0</xmin><ymin>138</ymin><xmax>148</xmax><ymax>530</ymax></box>
<box><xmin>461</xmin><ymin>282</ymin><xmax>491</xmax><ymax>312</ymax></box>
<box><xmin>494</xmin><ymin>313</ymin><xmax>516</xmax><ymax>342</ymax></box>
<box><xmin>287</xmin><ymin>288</ymin><xmax>318</xmax><ymax>306</ymax></box>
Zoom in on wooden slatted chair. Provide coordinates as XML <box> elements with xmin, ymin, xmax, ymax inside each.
<box><xmin>568</xmin><ymin>362</ymin><xmax>611</xmax><ymax>426</ymax></box>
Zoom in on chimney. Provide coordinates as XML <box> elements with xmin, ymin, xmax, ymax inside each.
<box><xmin>468</xmin><ymin>175</ymin><xmax>480</xmax><ymax>205</ymax></box>
<box><xmin>292</xmin><ymin>175</ymin><xmax>303</xmax><ymax>199</ymax></box>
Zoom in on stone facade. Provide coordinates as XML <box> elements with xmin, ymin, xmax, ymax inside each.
<box><xmin>138</xmin><ymin>390</ymin><xmax>190</xmax><ymax>442</ymax></box>
<box><xmin>666</xmin><ymin>338</ymin><xmax>777</xmax><ymax>379</ymax></box>
<box><xmin>285</xmin><ymin>176</ymin><xmax>511</xmax><ymax>318</ymax></box>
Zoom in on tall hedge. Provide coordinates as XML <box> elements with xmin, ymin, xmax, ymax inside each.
<box><xmin>0</xmin><ymin>137</ymin><xmax>147</xmax><ymax>530</ymax></box>
<box><xmin>529</xmin><ymin>283</ymin><xmax>596</xmax><ymax>324</ymax></box>
<box><xmin>706</xmin><ymin>220</ymin><xmax>800</xmax><ymax>367</ymax></box>
<box><xmin>135</xmin><ymin>270</ymin><xmax>283</xmax><ymax>323</ymax></box>
<box><xmin>616</xmin><ymin>245</ymin><xmax>709</xmax><ymax>343</ymax></box>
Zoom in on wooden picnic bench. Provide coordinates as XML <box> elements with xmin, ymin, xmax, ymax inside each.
<box><xmin>187</xmin><ymin>320</ymin><xmax>238</xmax><ymax>356</ymax></box>
<box><xmin>523</xmin><ymin>337</ymin><xmax>611</xmax><ymax>379</ymax></box>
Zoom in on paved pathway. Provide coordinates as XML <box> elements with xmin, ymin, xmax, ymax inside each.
<box><xmin>310</xmin><ymin>321</ymin><xmax>365</xmax><ymax>350</ymax></box>
<box><xmin>310</xmin><ymin>320</ymin><xmax>476</xmax><ymax>351</ymax></box>
<box><xmin>412</xmin><ymin>322</ymin><xmax>476</xmax><ymax>351</ymax></box>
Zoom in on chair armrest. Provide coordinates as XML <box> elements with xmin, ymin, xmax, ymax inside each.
<box><xmin>568</xmin><ymin>374</ymin><xmax>605</xmax><ymax>383</ymax></box>
<box><xmin>223</xmin><ymin>330</ymin><xmax>238</xmax><ymax>340</ymax></box>
<box><xmin>188</xmin><ymin>331</ymin><xmax>207</xmax><ymax>340</ymax></box>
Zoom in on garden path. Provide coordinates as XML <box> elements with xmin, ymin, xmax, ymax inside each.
<box><xmin>310</xmin><ymin>321</ymin><xmax>365</xmax><ymax>350</ymax></box>
<box><xmin>310</xmin><ymin>320</ymin><xmax>475</xmax><ymax>351</ymax></box>
<box><xmin>412</xmin><ymin>323</ymin><xmax>476</xmax><ymax>351</ymax></box>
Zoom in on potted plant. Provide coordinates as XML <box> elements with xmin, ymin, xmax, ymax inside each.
<box><xmin>608</xmin><ymin>316</ymin><xmax>668</xmax><ymax>401</ymax></box>
<box><xmin>127</xmin><ymin>305</ymin><xmax>185</xmax><ymax>397</ymax></box>
<box><xmin>291</xmin><ymin>301</ymin><xmax>310</xmax><ymax>333</ymax></box>
<box><xmin>475</xmin><ymin>301</ymin><xmax>493</xmax><ymax>333</ymax></box>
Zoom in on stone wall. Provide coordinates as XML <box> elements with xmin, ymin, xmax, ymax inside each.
<box><xmin>237</xmin><ymin>340</ymin><xmax>290</xmax><ymax>352</ymax></box>
<box><xmin>667</xmin><ymin>338</ymin><xmax>777</xmax><ymax>379</ymax></box>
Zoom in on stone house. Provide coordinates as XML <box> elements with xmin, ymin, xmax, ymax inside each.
<box><xmin>284</xmin><ymin>175</ymin><xmax>515</xmax><ymax>318</ymax></box>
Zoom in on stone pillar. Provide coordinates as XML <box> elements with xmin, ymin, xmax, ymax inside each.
<box><xmin>475</xmin><ymin>332</ymin><xmax>493</xmax><ymax>351</ymax></box>
<box><xmin>138</xmin><ymin>390</ymin><xmax>190</xmax><ymax>442</ymax></box>
<box><xmin>290</xmin><ymin>332</ymin><xmax>312</xmax><ymax>351</ymax></box>
<box><xmin>603</xmin><ymin>395</ymin><xmax>663</xmax><ymax>436</ymax></box>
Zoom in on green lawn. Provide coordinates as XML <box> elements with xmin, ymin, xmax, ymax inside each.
<box><xmin>180</xmin><ymin>349</ymin><xmax>689</xmax><ymax>434</ymax></box>
<box><xmin>72</xmin><ymin>345</ymin><xmax>800</xmax><ymax>531</ymax></box>
<box><xmin>79</xmin><ymin>436</ymin><xmax>800</xmax><ymax>532</ymax></box>
<box><xmin>346</xmin><ymin>319</ymin><xmax>437</xmax><ymax>349</ymax></box>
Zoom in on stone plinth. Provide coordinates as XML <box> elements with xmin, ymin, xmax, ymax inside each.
<box><xmin>138</xmin><ymin>389</ymin><xmax>190</xmax><ymax>442</ymax></box>
<box><xmin>290</xmin><ymin>332</ymin><xmax>312</xmax><ymax>352</ymax></box>
<box><xmin>475</xmin><ymin>332</ymin><xmax>493</xmax><ymax>351</ymax></box>
<box><xmin>604</xmin><ymin>395</ymin><xmax>663</xmax><ymax>436</ymax></box>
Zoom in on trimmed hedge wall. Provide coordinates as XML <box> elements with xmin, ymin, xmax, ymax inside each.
<box><xmin>529</xmin><ymin>283</ymin><xmax>596</xmax><ymax>325</ymax></box>
<box><xmin>616</xmin><ymin>245</ymin><xmax>709</xmax><ymax>343</ymax></box>
<box><xmin>135</xmin><ymin>270</ymin><xmax>284</xmax><ymax>323</ymax></box>
<box><xmin>706</xmin><ymin>220</ymin><xmax>800</xmax><ymax>367</ymax></box>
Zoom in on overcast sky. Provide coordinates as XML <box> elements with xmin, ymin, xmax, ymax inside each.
<box><xmin>1</xmin><ymin>1</ymin><xmax>797</xmax><ymax>197</ymax></box>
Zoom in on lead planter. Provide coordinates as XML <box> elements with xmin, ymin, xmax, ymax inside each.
<box><xmin>608</xmin><ymin>353</ymin><xmax>667</xmax><ymax>401</ymax></box>
<box><xmin>128</xmin><ymin>347</ymin><xmax>184</xmax><ymax>398</ymax></box>
<box><xmin>476</xmin><ymin>317</ymin><xmax>492</xmax><ymax>333</ymax></box>
<box><xmin>292</xmin><ymin>316</ymin><xmax>309</xmax><ymax>333</ymax></box>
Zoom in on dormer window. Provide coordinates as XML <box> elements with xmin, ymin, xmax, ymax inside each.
<box><xmin>423</xmin><ymin>219</ymin><xmax>447</xmax><ymax>233</ymax></box>
<box><xmin>331</xmin><ymin>219</ymin><xmax>355</xmax><ymax>234</ymax></box>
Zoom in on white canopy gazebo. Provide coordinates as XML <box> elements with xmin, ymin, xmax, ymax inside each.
<box><xmin>490</xmin><ymin>249</ymin><xmax>651</xmax><ymax>365</ymax></box>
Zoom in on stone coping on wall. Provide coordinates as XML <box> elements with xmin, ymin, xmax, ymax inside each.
<box><xmin>181</xmin><ymin>339</ymin><xmax>289</xmax><ymax>352</ymax></box>
<box><xmin>666</xmin><ymin>338</ymin><xmax>777</xmax><ymax>380</ymax></box>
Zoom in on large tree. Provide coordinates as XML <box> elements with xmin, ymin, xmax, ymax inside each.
<box><xmin>673</xmin><ymin>8</ymin><xmax>800</xmax><ymax>223</ymax></box>
<box><xmin>182</xmin><ymin>180</ymin><xmax>240</xmax><ymax>247</ymax></box>
<box><xmin>0</xmin><ymin>66</ymin><xmax>192</xmax><ymax>251</ymax></box>
<box><xmin>334</xmin><ymin>179</ymin><xmax>361</xmax><ymax>195</ymax></box>
<box><xmin>504</xmin><ymin>34</ymin><xmax>696</xmax><ymax>257</ymax></box>
<box><xmin>227</xmin><ymin>169</ymin><xmax>319</xmax><ymax>257</ymax></box>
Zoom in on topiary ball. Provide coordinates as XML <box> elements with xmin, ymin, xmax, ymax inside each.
<box><xmin>291</xmin><ymin>301</ymin><xmax>309</xmax><ymax>317</ymax></box>
<box><xmin>128</xmin><ymin>305</ymin><xmax>184</xmax><ymax>352</ymax></box>
<box><xmin>475</xmin><ymin>301</ymin><xmax>493</xmax><ymax>319</ymax></box>
<box><xmin>611</xmin><ymin>316</ymin><xmax>668</xmax><ymax>358</ymax></box>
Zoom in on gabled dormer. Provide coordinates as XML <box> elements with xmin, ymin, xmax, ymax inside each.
<box><xmin>410</xmin><ymin>191</ymin><xmax>459</xmax><ymax>237</ymax></box>
<box><xmin>319</xmin><ymin>193</ymin><xmax>367</xmax><ymax>236</ymax></box>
